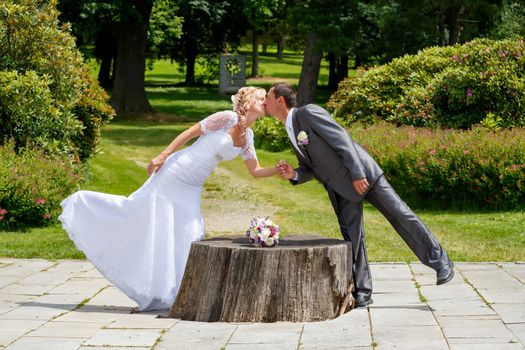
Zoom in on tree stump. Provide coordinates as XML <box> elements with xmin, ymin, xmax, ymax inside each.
<box><xmin>169</xmin><ymin>234</ymin><xmax>354</xmax><ymax>322</ymax></box>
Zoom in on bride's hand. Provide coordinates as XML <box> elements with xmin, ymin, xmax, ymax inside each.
<box><xmin>147</xmin><ymin>155</ymin><xmax>166</xmax><ymax>176</ymax></box>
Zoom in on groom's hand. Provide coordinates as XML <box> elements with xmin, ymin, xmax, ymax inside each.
<box><xmin>276</xmin><ymin>160</ymin><xmax>296</xmax><ymax>180</ymax></box>
<box><xmin>352</xmin><ymin>178</ymin><xmax>369</xmax><ymax>195</ymax></box>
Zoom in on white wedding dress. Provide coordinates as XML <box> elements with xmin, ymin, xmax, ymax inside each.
<box><xmin>59</xmin><ymin>111</ymin><xmax>257</xmax><ymax>311</ymax></box>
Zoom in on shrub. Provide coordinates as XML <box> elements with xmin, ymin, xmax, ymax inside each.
<box><xmin>349</xmin><ymin>123</ymin><xmax>525</xmax><ymax>209</ymax></box>
<box><xmin>252</xmin><ymin>117</ymin><xmax>290</xmax><ymax>152</ymax></box>
<box><xmin>0</xmin><ymin>70</ymin><xmax>82</xmax><ymax>157</ymax></box>
<box><xmin>328</xmin><ymin>38</ymin><xmax>525</xmax><ymax>129</ymax></box>
<box><xmin>0</xmin><ymin>142</ymin><xmax>81</xmax><ymax>229</ymax></box>
<box><xmin>71</xmin><ymin>67</ymin><xmax>115</xmax><ymax>161</ymax></box>
<box><xmin>0</xmin><ymin>0</ymin><xmax>114</xmax><ymax>160</ymax></box>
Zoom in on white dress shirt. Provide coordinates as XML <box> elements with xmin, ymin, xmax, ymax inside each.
<box><xmin>285</xmin><ymin>108</ymin><xmax>305</xmax><ymax>158</ymax></box>
<box><xmin>285</xmin><ymin>108</ymin><xmax>301</xmax><ymax>181</ymax></box>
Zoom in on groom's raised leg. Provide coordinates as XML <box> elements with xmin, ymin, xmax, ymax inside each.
<box><xmin>365</xmin><ymin>176</ymin><xmax>453</xmax><ymax>282</ymax></box>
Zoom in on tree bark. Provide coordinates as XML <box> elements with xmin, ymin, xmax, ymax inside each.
<box><xmin>328</xmin><ymin>52</ymin><xmax>337</xmax><ymax>91</ymax></box>
<box><xmin>95</xmin><ymin>22</ymin><xmax>117</xmax><ymax>90</ymax></box>
<box><xmin>251</xmin><ymin>29</ymin><xmax>259</xmax><ymax>78</ymax></box>
<box><xmin>98</xmin><ymin>54</ymin><xmax>113</xmax><ymax>90</ymax></box>
<box><xmin>354</xmin><ymin>53</ymin><xmax>364</xmax><ymax>69</ymax></box>
<box><xmin>449</xmin><ymin>2</ymin><xmax>467</xmax><ymax>45</ymax></box>
<box><xmin>262</xmin><ymin>36</ymin><xmax>267</xmax><ymax>54</ymax></box>
<box><xmin>438</xmin><ymin>0</ymin><xmax>447</xmax><ymax>46</ymax></box>
<box><xmin>339</xmin><ymin>54</ymin><xmax>349</xmax><ymax>82</ymax></box>
<box><xmin>184</xmin><ymin>37</ymin><xmax>197</xmax><ymax>85</ymax></box>
<box><xmin>277</xmin><ymin>35</ymin><xmax>285</xmax><ymax>60</ymax></box>
<box><xmin>110</xmin><ymin>0</ymin><xmax>153</xmax><ymax>114</ymax></box>
<box><xmin>169</xmin><ymin>234</ymin><xmax>354</xmax><ymax>322</ymax></box>
<box><xmin>297</xmin><ymin>32</ymin><xmax>323</xmax><ymax>106</ymax></box>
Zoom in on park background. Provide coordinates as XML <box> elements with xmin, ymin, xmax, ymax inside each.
<box><xmin>0</xmin><ymin>0</ymin><xmax>524</xmax><ymax>262</ymax></box>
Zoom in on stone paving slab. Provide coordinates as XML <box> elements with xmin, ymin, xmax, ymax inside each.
<box><xmin>4</xmin><ymin>336</ymin><xmax>84</xmax><ymax>350</ymax></box>
<box><xmin>0</xmin><ymin>259</ymin><xmax>524</xmax><ymax>350</ymax></box>
<box><xmin>27</xmin><ymin>321</ymin><xmax>108</xmax><ymax>339</ymax></box>
<box><xmin>83</xmin><ymin>329</ymin><xmax>162</xmax><ymax>347</ymax></box>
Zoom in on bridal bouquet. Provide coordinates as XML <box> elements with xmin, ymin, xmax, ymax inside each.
<box><xmin>245</xmin><ymin>217</ymin><xmax>280</xmax><ymax>247</ymax></box>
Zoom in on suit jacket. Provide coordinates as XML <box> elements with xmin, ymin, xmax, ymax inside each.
<box><xmin>290</xmin><ymin>104</ymin><xmax>383</xmax><ymax>203</ymax></box>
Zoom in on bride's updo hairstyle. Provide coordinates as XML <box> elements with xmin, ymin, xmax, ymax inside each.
<box><xmin>231</xmin><ymin>87</ymin><xmax>266</xmax><ymax>133</ymax></box>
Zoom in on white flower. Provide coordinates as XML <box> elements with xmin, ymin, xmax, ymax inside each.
<box><xmin>246</xmin><ymin>216</ymin><xmax>280</xmax><ymax>248</ymax></box>
<box><xmin>261</xmin><ymin>228</ymin><xmax>271</xmax><ymax>239</ymax></box>
<box><xmin>297</xmin><ymin>131</ymin><xmax>308</xmax><ymax>142</ymax></box>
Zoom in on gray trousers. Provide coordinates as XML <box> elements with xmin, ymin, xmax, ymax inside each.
<box><xmin>328</xmin><ymin>175</ymin><xmax>449</xmax><ymax>296</ymax></box>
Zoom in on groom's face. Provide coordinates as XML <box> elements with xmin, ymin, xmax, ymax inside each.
<box><xmin>264</xmin><ymin>89</ymin><xmax>279</xmax><ymax>117</ymax></box>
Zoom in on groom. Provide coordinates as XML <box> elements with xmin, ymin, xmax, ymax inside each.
<box><xmin>264</xmin><ymin>83</ymin><xmax>454</xmax><ymax>307</ymax></box>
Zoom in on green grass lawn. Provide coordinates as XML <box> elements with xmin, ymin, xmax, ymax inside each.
<box><xmin>2</xmin><ymin>119</ymin><xmax>524</xmax><ymax>261</ymax></box>
<box><xmin>1</xmin><ymin>50</ymin><xmax>524</xmax><ymax>261</ymax></box>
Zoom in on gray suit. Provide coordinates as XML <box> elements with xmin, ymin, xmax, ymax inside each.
<box><xmin>289</xmin><ymin>104</ymin><xmax>450</xmax><ymax>296</ymax></box>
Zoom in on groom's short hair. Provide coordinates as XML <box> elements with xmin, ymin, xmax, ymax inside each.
<box><xmin>271</xmin><ymin>83</ymin><xmax>297</xmax><ymax>108</ymax></box>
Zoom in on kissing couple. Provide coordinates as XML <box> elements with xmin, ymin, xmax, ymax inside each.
<box><xmin>59</xmin><ymin>83</ymin><xmax>454</xmax><ymax>311</ymax></box>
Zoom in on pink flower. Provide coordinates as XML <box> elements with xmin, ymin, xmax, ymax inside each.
<box><xmin>43</xmin><ymin>213</ymin><xmax>51</xmax><ymax>220</ymax></box>
<box><xmin>0</xmin><ymin>216</ymin><xmax>4</xmax><ymax>221</ymax></box>
<box><xmin>35</xmin><ymin>198</ymin><xmax>46</xmax><ymax>205</ymax></box>
<box><xmin>429</xmin><ymin>149</ymin><xmax>437</xmax><ymax>155</ymax></box>
<box><xmin>463</xmin><ymin>150</ymin><xmax>470</xmax><ymax>155</ymax></box>
<box><xmin>466</xmin><ymin>88</ymin><xmax>473</xmax><ymax>98</ymax></box>
<box><xmin>0</xmin><ymin>209</ymin><xmax>7</xmax><ymax>215</ymax></box>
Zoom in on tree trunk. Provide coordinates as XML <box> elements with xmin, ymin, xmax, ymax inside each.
<box><xmin>328</xmin><ymin>52</ymin><xmax>337</xmax><ymax>91</ymax></box>
<box><xmin>95</xmin><ymin>22</ymin><xmax>117</xmax><ymax>90</ymax></box>
<box><xmin>339</xmin><ymin>54</ymin><xmax>349</xmax><ymax>82</ymax></box>
<box><xmin>277</xmin><ymin>35</ymin><xmax>285</xmax><ymax>60</ymax></box>
<box><xmin>262</xmin><ymin>36</ymin><xmax>267</xmax><ymax>54</ymax></box>
<box><xmin>184</xmin><ymin>37</ymin><xmax>197</xmax><ymax>85</ymax></box>
<box><xmin>97</xmin><ymin>54</ymin><xmax>113</xmax><ymax>90</ymax></box>
<box><xmin>297</xmin><ymin>32</ymin><xmax>323</xmax><ymax>106</ymax></box>
<box><xmin>110</xmin><ymin>0</ymin><xmax>153</xmax><ymax>114</ymax></box>
<box><xmin>449</xmin><ymin>2</ymin><xmax>467</xmax><ymax>45</ymax></box>
<box><xmin>354</xmin><ymin>53</ymin><xmax>363</xmax><ymax>68</ymax></box>
<box><xmin>169</xmin><ymin>234</ymin><xmax>354</xmax><ymax>322</ymax></box>
<box><xmin>438</xmin><ymin>0</ymin><xmax>447</xmax><ymax>46</ymax></box>
<box><xmin>251</xmin><ymin>29</ymin><xmax>259</xmax><ymax>78</ymax></box>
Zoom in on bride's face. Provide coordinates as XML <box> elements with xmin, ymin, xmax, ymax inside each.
<box><xmin>248</xmin><ymin>94</ymin><xmax>266</xmax><ymax>118</ymax></box>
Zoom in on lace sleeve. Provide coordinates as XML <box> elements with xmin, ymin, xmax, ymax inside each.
<box><xmin>199</xmin><ymin>111</ymin><xmax>237</xmax><ymax>135</ymax></box>
<box><xmin>241</xmin><ymin>128</ymin><xmax>258</xmax><ymax>160</ymax></box>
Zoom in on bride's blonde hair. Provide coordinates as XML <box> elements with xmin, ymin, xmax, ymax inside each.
<box><xmin>232</xmin><ymin>87</ymin><xmax>266</xmax><ymax>134</ymax></box>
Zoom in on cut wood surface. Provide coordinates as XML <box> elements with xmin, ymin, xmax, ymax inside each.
<box><xmin>169</xmin><ymin>234</ymin><xmax>354</xmax><ymax>322</ymax></box>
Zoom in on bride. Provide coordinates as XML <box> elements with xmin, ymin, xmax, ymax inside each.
<box><xmin>59</xmin><ymin>87</ymin><xmax>276</xmax><ymax>311</ymax></box>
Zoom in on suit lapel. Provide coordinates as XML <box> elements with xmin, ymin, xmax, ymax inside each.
<box><xmin>291</xmin><ymin>109</ymin><xmax>312</xmax><ymax>165</ymax></box>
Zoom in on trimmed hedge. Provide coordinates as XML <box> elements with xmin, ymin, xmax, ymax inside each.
<box><xmin>253</xmin><ymin>116</ymin><xmax>524</xmax><ymax>209</ymax></box>
<box><xmin>350</xmin><ymin>123</ymin><xmax>525</xmax><ymax>209</ymax></box>
<box><xmin>328</xmin><ymin>38</ymin><xmax>525</xmax><ymax>129</ymax></box>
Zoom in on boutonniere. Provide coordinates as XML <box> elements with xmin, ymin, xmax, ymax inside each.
<box><xmin>297</xmin><ymin>131</ymin><xmax>309</xmax><ymax>146</ymax></box>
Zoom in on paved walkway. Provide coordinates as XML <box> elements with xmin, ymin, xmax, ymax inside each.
<box><xmin>0</xmin><ymin>259</ymin><xmax>524</xmax><ymax>350</ymax></box>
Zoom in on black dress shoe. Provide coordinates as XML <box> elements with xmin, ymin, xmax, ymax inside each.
<box><xmin>355</xmin><ymin>294</ymin><xmax>373</xmax><ymax>308</ymax></box>
<box><xmin>436</xmin><ymin>261</ymin><xmax>455</xmax><ymax>285</ymax></box>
